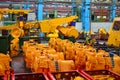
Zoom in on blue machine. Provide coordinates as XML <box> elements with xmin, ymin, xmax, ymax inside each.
<box><xmin>110</xmin><ymin>0</ymin><xmax>117</xmax><ymax>21</ymax></box>
<box><xmin>81</xmin><ymin>0</ymin><xmax>90</xmax><ymax>32</ymax></box>
<box><xmin>38</xmin><ymin>0</ymin><xmax>43</xmax><ymax>21</ymax></box>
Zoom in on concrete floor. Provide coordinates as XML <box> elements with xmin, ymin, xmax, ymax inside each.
<box><xmin>11</xmin><ymin>52</ymin><xmax>31</xmax><ymax>73</ymax></box>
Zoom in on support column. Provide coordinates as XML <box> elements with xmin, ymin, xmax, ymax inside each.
<box><xmin>72</xmin><ymin>0</ymin><xmax>75</xmax><ymax>15</ymax></box>
<box><xmin>45</xmin><ymin>10</ymin><xmax>49</xmax><ymax>19</ymax></box>
<box><xmin>23</xmin><ymin>0</ymin><xmax>30</xmax><ymax>10</ymax></box>
<box><xmin>38</xmin><ymin>0</ymin><xmax>43</xmax><ymax>21</ymax></box>
<box><xmin>110</xmin><ymin>0</ymin><xmax>117</xmax><ymax>21</ymax></box>
<box><xmin>81</xmin><ymin>0</ymin><xmax>90</xmax><ymax>32</ymax></box>
<box><xmin>54</xmin><ymin>4</ymin><xmax>58</xmax><ymax>18</ymax></box>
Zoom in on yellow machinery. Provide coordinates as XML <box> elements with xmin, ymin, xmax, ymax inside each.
<box><xmin>0</xmin><ymin>10</ymin><xmax>78</xmax><ymax>57</ymax></box>
<box><xmin>0</xmin><ymin>15</ymin><xmax>78</xmax><ymax>38</ymax></box>
<box><xmin>0</xmin><ymin>9</ymin><xmax>33</xmax><ymax>37</ymax></box>
<box><xmin>0</xmin><ymin>9</ymin><xmax>32</xmax><ymax>17</ymax></box>
<box><xmin>98</xmin><ymin>27</ymin><xmax>107</xmax><ymax>34</ymax></box>
<box><xmin>39</xmin><ymin>16</ymin><xmax>78</xmax><ymax>38</ymax></box>
<box><xmin>108</xmin><ymin>17</ymin><xmax>120</xmax><ymax>47</ymax></box>
<box><xmin>0</xmin><ymin>9</ymin><xmax>33</xmax><ymax>57</ymax></box>
<box><xmin>57</xmin><ymin>26</ymin><xmax>78</xmax><ymax>38</ymax></box>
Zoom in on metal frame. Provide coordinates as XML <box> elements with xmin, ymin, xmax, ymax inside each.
<box><xmin>81</xmin><ymin>0</ymin><xmax>91</xmax><ymax>32</ymax></box>
<box><xmin>38</xmin><ymin>0</ymin><xmax>43</xmax><ymax>21</ymax></box>
<box><xmin>110</xmin><ymin>0</ymin><xmax>117</xmax><ymax>21</ymax></box>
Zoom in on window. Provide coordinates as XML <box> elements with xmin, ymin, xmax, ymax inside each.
<box><xmin>113</xmin><ymin>21</ymin><xmax>120</xmax><ymax>30</ymax></box>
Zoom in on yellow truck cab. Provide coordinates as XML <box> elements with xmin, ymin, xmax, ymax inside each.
<box><xmin>108</xmin><ymin>17</ymin><xmax>120</xmax><ymax>47</ymax></box>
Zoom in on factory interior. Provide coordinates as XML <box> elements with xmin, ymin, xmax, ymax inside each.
<box><xmin>0</xmin><ymin>0</ymin><xmax>120</xmax><ymax>80</ymax></box>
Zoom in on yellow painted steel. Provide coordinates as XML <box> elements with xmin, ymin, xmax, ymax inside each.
<box><xmin>58</xmin><ymin>26</ymin><xmax>79</xmax><ymax>38</ymax></box>
<box><xmin>0</xmin><ymin>21</ymin><xmax>37</xmax><ymax>30</ymax></box>
<box><xmin>98</xmin><ymin>27</ymin><xmax>107</xmax><ymax>34</ymax></box>
<box><xmin>0</xmin><ymin>9</ymin><xmax>33</xmax><ymax>30</ymax></box>
<box><xmin>107</xmin><ymin>17</ymin><xmax>120</xmax><ymax>47</ymax></box>
<box><xmin>19</xmin><ymin>21</ymin><xmax>24</xmax><ymax>28</ymax></box>
<box><xmin>0</xmin><ymin>15</ymin><xmax>78</xmax><ymax>38</ymax></box>
<box><xmin>39</xmin><ymin>16</ymin><xmax>78</xmax><ymax>33</ymax></box>
<box><xmin>0</xmin><ymin>9</ymin><xmax>33</xmax><ymax>14</ymax></box>
<box><xmin>66</xmin><ymin>27</ymin><xmax>78</xmax><ymax>38</ymax></box>
<box><xmin>0</xmin><ymin>24</ymin><xmax>17</xmax><ymax>30</ymax></box>
<box><xmin>0</xmin><ymin>14</ymin><xmax>2</xmax><ymax>20</ymax></box>
<box><xmin>10</xmin><ymin>38</ymin><xmax>19</xmax><ymax>57</ymax></box>
<box><xmin>39</xmin><ymin>16</ymin><xmax>78</xmax><ymax>38</ymax></box>
<box><xmin>108</xmin><ymin>30</ymin><xmax>120</xmax><ymax>47</ymax></box>
<box><xmin>108</xmin><ymin>17</ymin><xmax>120</xmax><ymax>34</ymax></box>
<box><xmin>46</xmin><ymin>29</ymin><xmax>59</xmax><ymax>38</ymax></box>
<box><xmin>0</xmin><ymin>9</ymin><xmax>33</xmax><ymax>57</ymax></box>
<box><xmin>11</xmin><ymin>27</ymin><xmax>24</xmax><ymax>38</ymax></box>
